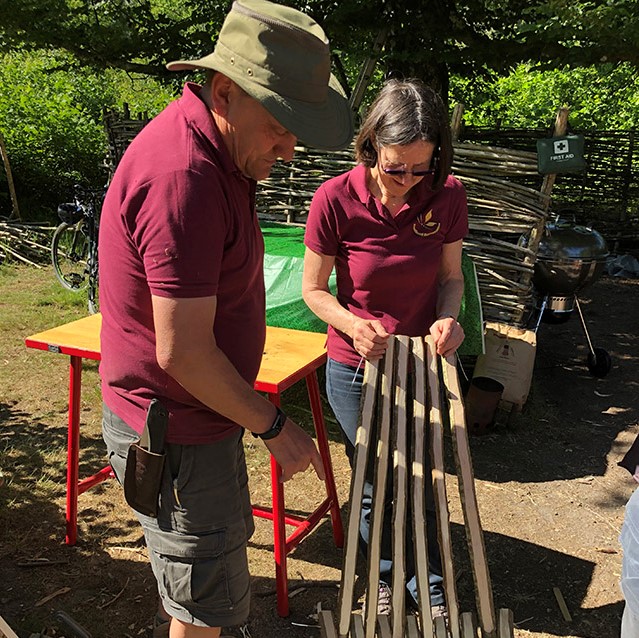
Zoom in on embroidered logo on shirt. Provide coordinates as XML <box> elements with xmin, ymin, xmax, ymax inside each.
<box><xmin>413</xmin><ymin>210</ymin><xmax>440</xmax><ymax>237</ymax></box>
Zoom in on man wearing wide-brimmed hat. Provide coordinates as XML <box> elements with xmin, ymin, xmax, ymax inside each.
<box><xmin>98</xmin><ymin>1</ymin><xmax>353</xmax><ymax>636</ymax></box>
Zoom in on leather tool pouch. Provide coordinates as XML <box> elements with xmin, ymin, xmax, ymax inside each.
<box><xmin>124</xmin><ymin>444</ymin><xmax>165</xmax><ymax>517</ymax></box>
<box><xmin>123</xmin><ymin>399</ymin><xmax>169</xmax><ymax>518</ymax></box>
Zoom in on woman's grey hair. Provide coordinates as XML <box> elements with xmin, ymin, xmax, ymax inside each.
<box><xmin>355</xmin><ymin>78</ymin><xmax>453</xmax><ymax>190</ymax></box>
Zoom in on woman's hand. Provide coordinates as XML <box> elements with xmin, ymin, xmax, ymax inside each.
<box><xmin>430</xmin><ymin>316</ymin><xmax>465</xmax><ymax>358</ymax></box>
<box><xmin>352</xmin><ymin>317</ymin><xmax>390</xmax><ymax>361</ymax></box>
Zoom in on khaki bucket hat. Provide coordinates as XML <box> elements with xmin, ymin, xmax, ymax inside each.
<box><xmin>167</xmin><ymin>0</ymin><xmax>354</xmax><ymax>151</ymax></box>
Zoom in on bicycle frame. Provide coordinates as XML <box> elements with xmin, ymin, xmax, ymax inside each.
<box><xmin>52</xmin><ymin>187</ymin><xmax>102</xmax><ymax>314</ymax></box>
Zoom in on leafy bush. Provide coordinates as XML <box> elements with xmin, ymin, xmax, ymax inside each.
<box><xmin>451</xmin><ymin>63</ymin><xmax>639</xmax><ymax>130</ymax></box>
<box><xmin>0</xmin><ymin>49</ymin><xmax>175</xmax><ymax>220</ymax></box>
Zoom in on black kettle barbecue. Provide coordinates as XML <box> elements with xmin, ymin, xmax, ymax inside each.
<box><xmin>527</xmin><ymin>214</ymin><xmax>612</xmax><ymax>377</ymax></box>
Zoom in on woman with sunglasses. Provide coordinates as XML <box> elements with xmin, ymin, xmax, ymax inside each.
<box><xmin>302</xmin><ymin>78</ymin><xmax>468</xmax><ymax>622</ymax></box>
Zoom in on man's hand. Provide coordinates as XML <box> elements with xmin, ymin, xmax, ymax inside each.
<box><xmin>351</xmin><ymin>318</ymin><xmax>390</xmax><ymax>361</ymax></box>
<box><xmin>263</xmin><ymin>419</ymin><xmax>325</xmax><ymax>482</ymax></box>
<box><xmin>430</xmin><ymin>316</ymin><xmax>465</xmax><ymax>358</ymax></box>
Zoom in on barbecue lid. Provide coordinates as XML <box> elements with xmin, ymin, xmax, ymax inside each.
<box><xmin>537</xmin><ymin>219</ymin><xmax>609</xmax><ymax>262</ymax></box>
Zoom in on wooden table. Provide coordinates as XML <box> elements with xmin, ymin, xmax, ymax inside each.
<box><xmin>25</xmin><ymin>314</ymin><xmax>343</xmax><ymax>617</ymax></box>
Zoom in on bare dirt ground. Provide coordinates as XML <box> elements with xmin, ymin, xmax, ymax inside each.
<box><xmin>1</xmin><ymin>265</ymin><xmax>637</xmax><ymax>638</ymax></box>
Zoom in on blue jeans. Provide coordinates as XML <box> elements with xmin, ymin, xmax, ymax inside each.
<box><xmin>326</xmin><ymin>358</ymin><xmax>445</xmax><ymax>608</ymax></box>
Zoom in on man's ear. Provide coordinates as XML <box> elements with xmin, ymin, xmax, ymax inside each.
<box><xmin>210</xmin><ymin>73</ymin><xmax>234</xmax><ymax>116</ymax></box>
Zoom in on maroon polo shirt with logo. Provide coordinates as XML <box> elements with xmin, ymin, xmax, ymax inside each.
<box><xmin>304</xmin><ymin>164</ymin><xmax>468</xmax><ymax>367</ymax></box>
<box><xmin>99</xmin><ymin>83</ymin><xmax>265</xmax><ymax>444</ymax></box>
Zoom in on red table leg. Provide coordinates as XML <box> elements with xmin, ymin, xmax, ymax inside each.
<box><xmin>266</xmin><ymin>394</ymin><xmax>290</xmax><ymax>617</ymax></box>
<box><xmin>306</xmin><ymin>371</ymin><xmax>344</xmax><ymax>548</ymax></box>
<box><xmin>64</xmin><ymin>355</ymin><xmax>113</xmax><ymax>545</ymax></box>
<box><xmin>251</xmin><ymin>374</ymin><xmax>344</xmax><ymax>617</ymax></box>
<box><xmin>66</xmin><ymin>355</ymin><xmax>82</xmax><ymax>546</ymax></box>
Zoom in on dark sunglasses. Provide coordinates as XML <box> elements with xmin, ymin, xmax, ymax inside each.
<box><xmin>379</xmin><ymin>152</ymin><xmax>439</xmax><ymax>177</ymax></box>
<box><xmin>381</xmin><ymin>166</ymin><xmax>436</xmax><ymax>177</ymax></box>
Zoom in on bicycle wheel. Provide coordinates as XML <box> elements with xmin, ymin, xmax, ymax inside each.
<box><xmin>51</xmin><ymin>221</ymin><xmax>90</xmax><ymax>291</ymax></box>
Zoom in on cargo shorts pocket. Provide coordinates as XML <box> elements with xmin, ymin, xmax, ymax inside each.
<box><xmin>149</xmin><ymin>527</ymin><xmax>233</xmax><ymax>614</ymax></box>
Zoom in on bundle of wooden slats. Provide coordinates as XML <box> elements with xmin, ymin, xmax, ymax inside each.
<box><xmin>102</xmin><ymin>106</ymin><xmax>150</xmax><ymax>175</ymax></box>
<box><xmin>319</xmin><ymin>335</ymin><xmax>514</xmax><ymax>638</ymax></box>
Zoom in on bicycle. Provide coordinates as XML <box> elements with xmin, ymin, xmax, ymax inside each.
<box><xmin>51</xmin><ymin>186</ymin><xmax>102</xmax><ymax>314</ymax></box>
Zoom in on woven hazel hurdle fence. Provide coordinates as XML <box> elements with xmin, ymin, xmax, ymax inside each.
<box><xmin>319</xmin><ymin>335</ymin><xmax>514</xmax><ymax>638</ymax></box>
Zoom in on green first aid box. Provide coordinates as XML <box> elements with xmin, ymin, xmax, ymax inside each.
<box><xmin>536</xmin><ymin>134</ymin><xmax>587</xmax><ymax>174</ymax></box>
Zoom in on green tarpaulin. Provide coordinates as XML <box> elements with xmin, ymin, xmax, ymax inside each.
<box><xmin>262</xmin><ymin>221</ymin><xmax>484</xmax><ymax>355</ymax></box>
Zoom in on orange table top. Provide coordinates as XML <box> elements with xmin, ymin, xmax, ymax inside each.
<box><xmin>25</xmin><ymin>314</ymin><xmax>327</xmax><ymax>393</ymax></box>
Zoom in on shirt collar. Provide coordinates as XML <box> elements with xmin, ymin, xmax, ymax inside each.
<box><xmin>179</xmin><ymin>82</ymin><xmax>246</xmax><ymax>180</ymax></box>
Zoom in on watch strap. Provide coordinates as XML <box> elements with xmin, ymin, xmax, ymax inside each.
<box><xmin>252</xmin><ymin>407</ymin><xmax>287</xmax><ymax>440</ymax></box>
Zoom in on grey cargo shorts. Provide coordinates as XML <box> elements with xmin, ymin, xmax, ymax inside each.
<box><xmin>102</xmin><ymin>404</ymin><xmax>255</xmax><ymax>628</ymax></box>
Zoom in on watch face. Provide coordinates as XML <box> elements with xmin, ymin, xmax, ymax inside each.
<box><xmin>256</xmin><ymin>408</ymin><xmax>286</xmax><ymax>440</ymax></box>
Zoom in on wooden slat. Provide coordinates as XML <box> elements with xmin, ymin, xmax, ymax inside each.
<box><xmin>377</xmin><ymin>614</ymin><xmax>393</xmax><ymax>638</ymax></box>
<box><xmin>365</xmin><ymin>338</ymin><xmax>396</xmax><ymax>638</ymax></box>
<box><xmin>410</xmin><ymin>337</ymin><xmax>434</xmax><ymax>638</ymax></box>
<box><xmin>461</xmin><ymin>611</ymin><xmax>478</xmax><ymax>638</ymax></box>
<box><xmin>441</xmin><ymin>354</ymin><xmax>496</xmax><ymax>638</ymax></box>
<box><xmin>320</xmin><ymin>610</ymin><xmax>339</xmax><ymax>638</ymax></box>
<box><xmin>553</xmin><ymin>587</ymin><xmax>572</xmax><ymax>622</ymax></box>
<box><xmin>425</xmin><ymin>337</ymin><xmax>461</xmax><ymax>638</ymax></box>
<box><xmin>0</xmin><ymin>615</ymin><xmax>19</xmax><ymax>638</ymax></box>
<box><xmin>406</xmin><ymin>614</ymin><xmax>422</xmax><ymax>638</ymax></box>
<box><xmin>497</xmin><ymin>608</ymin><xmax>514</xmax><ymax>638</ymax></box>
<box><xmin>351</xmin><ymin>613</ymin><xmax>366</xmax><ymax>638</ymax></box>
<box><xmin>339</xmin><ymin>359</ymin><xmax>381</xmax><ymax>637</ymax></box>
<box><xmin>392</xmin><ymin>336</ymin><xmax>410</xmax><ymax>638</ymax></box>
<box><xmin>434</xmin><ymin>616</ymin><xmax>449</xmax><ymax>638</ymax></box>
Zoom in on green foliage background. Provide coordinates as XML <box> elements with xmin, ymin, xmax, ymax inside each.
<box><xmin>0</xmin><ymin>48</ymin><xmax>637</xmax><ymax>220</ymax></box>
<box><xmin>0</xmin><ymin>49</ymin><xmax>175</xmax><ymax>219</ymax></box>
<box><xmin>451</xmin><ymin>63</ymin><xmax>639</xmax><ymax>130</ymax></box>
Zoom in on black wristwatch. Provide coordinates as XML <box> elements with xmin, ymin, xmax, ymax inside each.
<box><xmin>252</xmin><ymin>407</ymin><xmax>287</xmax><ymax>440</ymax></box>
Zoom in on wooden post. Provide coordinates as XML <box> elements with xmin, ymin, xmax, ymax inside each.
<box><xmin>451</xmin><ymin>104</ymin><xmax>465</xmax><ymax>143</ymax></box>
<box><xmin>0</xmin><ymin>130</ymin><xmax>21</xmax><ymax>221</ymax></box>
<box><xmin>515</xmin><ymin>105</ymin><xmax>570</xmax><ymax>322</ymax></box>
<box><xmin>349</xmin><ymin>29</ymin><xmax>388</xmax><ymax>116</ymax></box>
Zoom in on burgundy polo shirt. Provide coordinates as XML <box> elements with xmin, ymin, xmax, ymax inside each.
<box><xmin>304</xmin><ymin>164</ymin><xmax>468</xmax><ymax>367</ymax></box>
<box><xmin>99</xmin><ymin>83</ymin><xmax>265</xmax><ymax>444</ymax></box>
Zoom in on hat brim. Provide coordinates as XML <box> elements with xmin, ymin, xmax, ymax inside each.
<box><xmin>167</xmin><ymin>58</ymin><xmax>353</xmax><ymax>151</ymax></box>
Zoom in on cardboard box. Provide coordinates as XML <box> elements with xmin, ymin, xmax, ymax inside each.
<box><xmin>472</xmin><ymin>322</ymin><xmax>537</xmax><ymax>407</ymax></box>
